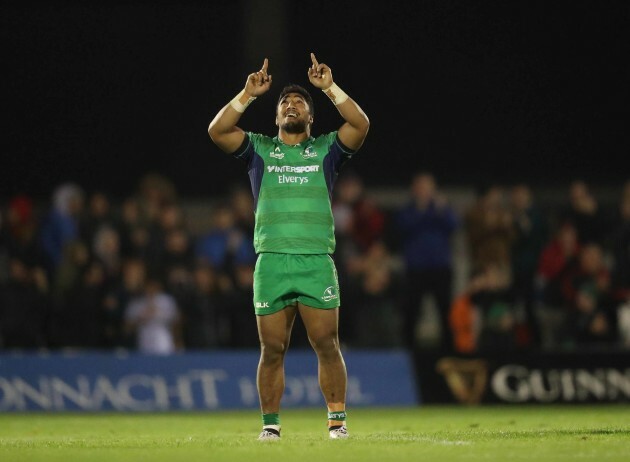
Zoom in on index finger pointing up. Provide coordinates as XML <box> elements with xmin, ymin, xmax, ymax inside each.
<box><xmin>310</xmin><ymin>53</ymin><xmax>319</xmax><ymax>67</ymax></box>
<box><xmin>261</xmin><ymin>58</ymin><xmax>269</xmax><ymax>73</ymax></box>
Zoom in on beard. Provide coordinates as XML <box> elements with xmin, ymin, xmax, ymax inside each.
<box><xmin>280</xmin><ymin>118</ymin><xmax>308</xmax><ymax>134</ymax></box>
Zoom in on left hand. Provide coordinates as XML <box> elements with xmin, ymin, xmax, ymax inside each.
<box><xmin>307</xmin><ymin>53</ymin><xmax>333</xmax><ymax>89</ymax></box>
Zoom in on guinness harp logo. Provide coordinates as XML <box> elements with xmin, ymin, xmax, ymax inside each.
<box><xmin>436</xmin><ymin>357</ymin><xmax>488</xmax><ymax>405</ymax></box>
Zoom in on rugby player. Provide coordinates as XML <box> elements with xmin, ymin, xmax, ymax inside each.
<box><xmin>208</xmin><ymin>53</ymin><xmax>369</xmax><ymax>440</ymax></box>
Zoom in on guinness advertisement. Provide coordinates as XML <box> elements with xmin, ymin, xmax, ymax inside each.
<box><xmin>415</xmin><ymin>351</ymin><xmax>630</xmax><ymax>404</ymax></box>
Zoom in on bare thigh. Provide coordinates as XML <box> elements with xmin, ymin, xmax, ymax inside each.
<box><xmin>298</xmin><ymin>303</ymin><xmax>339</xmax><ymax>348</ymax></box>
<box><xmin>257</xmin><ymin>303</ymin><xmax>298</xmax><ymax>353</ymax></box>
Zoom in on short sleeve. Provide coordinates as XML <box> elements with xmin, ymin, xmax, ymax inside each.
<box><xmin>233</xmin><ymin>133</ymin><xmax>253</xmax><ymax>164</ymax></box>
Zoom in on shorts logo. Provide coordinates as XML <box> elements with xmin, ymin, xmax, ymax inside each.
<box><xmin>255</xmin><ymin>302</ymin><xmax>270</xmax><ymax>308</ymax></box>
<box><xmin>321</xmin><ymin>286</ymin><xmax>338</xmax><ymax>302</ymax></box>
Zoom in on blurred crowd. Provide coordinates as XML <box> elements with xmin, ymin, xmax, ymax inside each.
<box><xmin>1</xmin><ymin>172</ymin><xmax>629</xmax><ymax>354</ymax></box>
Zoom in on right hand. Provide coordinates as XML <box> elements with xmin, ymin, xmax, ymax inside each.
<box><xmin>244</xmin><ymin>58</ymin><xmax>272</xmax><ymax>97</ymax></box>
<box><xmin>307</xmin><ymin>53</ymin><xmax>333</xmax><ymax>89</ymax></box>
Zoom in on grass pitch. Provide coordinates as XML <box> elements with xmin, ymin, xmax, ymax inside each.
<box><xmin>1</xmin><ymin>405</ymin><xmax>629</xmax><ymax>462</ymax></box>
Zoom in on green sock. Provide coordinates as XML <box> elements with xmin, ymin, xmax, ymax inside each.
<box><xmin>262</xmin><ymin>413</ymin><xmax>280</xmax><ymax>427</ymax></box>
<box><xmin>328</xmin><ymin>410</ymin><xmax>347</xmax><ymax>421</ymax></box>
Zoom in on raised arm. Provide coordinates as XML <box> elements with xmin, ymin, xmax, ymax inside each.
<box><xmin>208</xmin><ymin>58</ymin><xmax>272</xmax><ymax>154</ymax></box>
<box><xmin>307</xmin><ymin>53</ymin><xmax>370</xmax><ymax>151</ymax></box>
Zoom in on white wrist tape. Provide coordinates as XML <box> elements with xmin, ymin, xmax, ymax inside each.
<box><xmin>230</xmin><ymin>89</ymin><xmax>256</xmax><ymax>113</ymax></box>
<box><xmin>322</xmin><ymin>83</ymin><xmax>349</xmax><ymax>105</ymax></box>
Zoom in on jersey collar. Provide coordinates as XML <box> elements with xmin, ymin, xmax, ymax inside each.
<box><xmin>274</xmin><ymin>136</ymin><xmax>314</xmax><ymax>148</ymax></box>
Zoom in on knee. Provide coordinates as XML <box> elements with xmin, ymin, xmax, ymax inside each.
<box><xmin>309</xmin><ymin>332</ymin><xmax>340</xmax><ymax>359</ymax></box>
<box><xmin>260</xmin><ymin>339</ymin><xmax>289</xmax><ymax>364</ymax></box>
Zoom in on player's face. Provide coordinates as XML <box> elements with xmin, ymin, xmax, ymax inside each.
<box><xmin>276</xmin><ymin>93</ymin><xmax>312</xmax><ymax>134</ymax></box>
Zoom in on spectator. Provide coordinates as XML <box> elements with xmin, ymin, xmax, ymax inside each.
<box><xmin>332</xmin><ymin>173</ymin><xmax>363</xmax><ymax>292</ymax></box>
<box><xmin>103</xmin><ymin>258</ymin><xmax>147</xmax><ymax>348</ymax></box>
<box><xmin>615</xmin><ymin>184</ymin><xmax>630</xmax><ymax>347</ymax></box>
<box><xmin>560</xmin><ymin>180</ymin><xmax>609</xmax><ymax>244</ymax></box>
<box><xmin>223</xmin><ymin>263</ymin><xmax>258</xmax><ymax>348</ymax></box>
<box><xmin>55</xmin><ymin>260</ymin><xmax>108</xmax><ymax>349</ymax></box>
<box><xmin>158</xmin><ymin>202</ymin><xmax>185</xmax><ymax>232</ymax></box>
<box><xmin>161</xmin><ymin>229</ymin><xmax>196</xmax><ymax>340</ymax></box>
<box><xmin>619</xmin><ymin>299</ymin><xmax>630</xmax><ymax>348</ymax></box>
<box><xmin>509</xmin><ymin>183</ymin><xmax>549</xmax><ymax>346</ymax></box>
<box><xmin>559</xmin><ymin>243</ymin><xmax>616</xmax><ymax>347</ymax></box>
<box><xmin>52</xmin><ymin>240</ymin><xmax>90</xmax><ymax>302</ymax></box>
<box><xmin>608</xmin><ymin>183</ymin><xmax>630</xmax><ymax>304</ymax></box>
<box><xmin>92</xmin><ymin>225</ymin><xmax>122</xmax><ymax>286</ymax></box>
<box><xmin>334</xmin><ymin>173</ymin><xmax>385</xmax><ymax>253</ymax></box>
<box><xmin>39</xmin><ymin>183</ymin><xmax>85</xmax><ymax>276</ymax></box>
<box><xmin>395</xmin><ymin>172</ymin><xmax>459</xmax><ymax>351</ymax></box>
<box><xmin>154</xmin><ymin>203</ymin><xmax>186</xmax><ymax>256</ymax></box>
<box><xmin>230</xmin><ymin>185</ymin><xmax>255</xmax><ymax>237</ymax></box>
<box><xmin>131</xmin><ymin>176</ymin><xmax>179</xmax><ymax>269</ymax></box>
<box><xmin>119</xmin><ymin>197</ymin><xmax>145</xmax><ymax>257</ymax></box>
<box><xmin>125</xmin><ymin>224</ymin><xmax>154</xmax><ymax>262</ymax></box>
<box><xmin>1</xmin><ymin>194</ymin><xmax>44</xmax><ymax>268</ymax></box>
<box><xmin>49</xmin><ymin>241</ymin><xmax>92</xmax><ymax>347</ymax></box>
<box><xmin>534</xmin><ymin>222</ymin><xmax>581</xmax><ymax>348</ymax></box>
<box><xmin>195</xmin><ymin>204</ymin><xmax>256</xmax><ymax>274</ymax></box>
<box><xmin>346</xmin><ymin>242</ymin><xmax>403</xmax><ymax>348</ymax></box>
<box><xmin>137</xmin><ymin>173</ymin><xmax>177</xmax><ymax>225</ymax></box>
<box><xmin>161</xmin><ymin>228</ymin><xmax>195</xmax><ymax>274</ymax></box>
<box><xmin>79</xmin><ymin>191</ymin><xmax>117</xmax><ymax>245</ymax></box>
<box><xmin>117</xmin><ymin>196</ymin><xmax>162</xmax><ymax>269</ymax></box>
<box><xmin>464</xmin><ymin>184</ymin><xmax>515</xmax><ymax>273</ymax></box>
<box><xmin>536</xmin><ymin>222</ymin><xmax>581</xmax><ymax>302</ymax></box>
<box><xmin>124</xmin><ymin>278</ymin><xmax>181</xmax><ymax>355</ymax></box>
<box><xmin>178</xmin><ymin>263</ymin><xmax>230</xmax><ymax>348</ymax></box>
<box><xmin>473</xmin><ymin>264</ymin><xmax>519</xmax><ymax>351</ymax></box>
<box><xmin>449</xmin><ymin>278</ymin><xmax>483</xmax><ymax>354</ymax></box>
<box><xmin>450</xmin><ymin>263</ymin><xmax>516</xmax><ymax>354</ymax></box>
<box><xmin>472</xmin><ymin>263</ymin><xmax>517</xmax><ymax>352</ymax></box>
<box><xmin>0</xmin><ymin>258</ymin><xmax>49</xmax><ymax>349</ymax></box>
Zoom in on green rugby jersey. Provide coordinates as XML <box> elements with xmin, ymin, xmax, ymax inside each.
<box><xmin>234</xmin><ymin>131</ymin><xmax>357</xmax><ymax>254</ymax></box>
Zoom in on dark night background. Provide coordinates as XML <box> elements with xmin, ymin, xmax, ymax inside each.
<box><xmin>2</xmin><ymin>0</ymin><xmax>628</xmax><ymax>200</ymax></box>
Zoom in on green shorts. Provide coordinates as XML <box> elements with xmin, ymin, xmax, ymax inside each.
<box><xmin>253</xmin><ymin>253</ymin><xmax>341</xmax><ymax>315</ymax></box>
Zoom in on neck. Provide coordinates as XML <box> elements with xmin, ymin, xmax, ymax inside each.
<box><xmin>278</xmin><ymin>130</ymin><xmax>310</xmax><ymax>145</ymax></box>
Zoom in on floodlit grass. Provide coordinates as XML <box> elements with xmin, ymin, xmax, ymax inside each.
<box><xmin>1</xmin><ymin>405</ymin><xmax>629</xmax><ymax>461</ymax></box>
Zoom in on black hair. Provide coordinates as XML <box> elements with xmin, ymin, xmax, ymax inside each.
<box><xmin>277</xmin><ymin>84</ymin><xmax>314</xmax><ymax>116</ymax></box>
